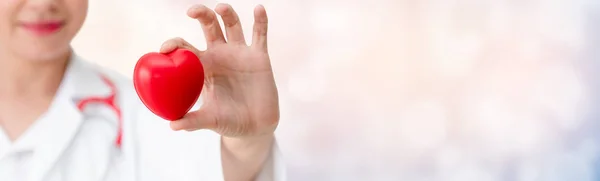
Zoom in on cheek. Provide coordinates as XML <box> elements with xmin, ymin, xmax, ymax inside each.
<box><xmin>68</xmin><ymin>0</ymin><xmax>88</xmax><ymax>24</ymax></box>
<box><xmin>0</xmin><ymin>2</ymin><xmax>16</xmax><ymax>51</ymax></box>
<box><xmin>65</xmin><ymin>0</ymin><xmax>87</xmax><ymax>37</ymax></box>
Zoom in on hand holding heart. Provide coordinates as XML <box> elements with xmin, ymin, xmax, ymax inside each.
<box><xmin>141</xmin><ymin>4</ymin><xmax>279</xmax><ymax>137</ymax></box>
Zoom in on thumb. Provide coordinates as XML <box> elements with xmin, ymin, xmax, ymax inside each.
<box><xmin>170</xmin><ymin>108</ymin><xmax>217</xmax><ymax>131</ymax></box>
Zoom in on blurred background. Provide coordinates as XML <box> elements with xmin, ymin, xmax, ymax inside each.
<box><xmin>71</xmin><ymin>0</ymin><xmax>599</xmax><ymax>180</ymax></box>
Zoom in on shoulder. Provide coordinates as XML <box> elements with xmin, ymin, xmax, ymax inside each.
<box><xmin>75</xmin><ymin>59</ymin><xmax>137</xmax><ymax>99</ymax></box>
<box><xmin>80</xmin><ymin>61</ymin><xmax>136</xmax><ymax>97</ymax></box>
<box><xmin>73</xmin><ymin>58</ymin><xmax>148</xmax><ymax>118</ymax></box>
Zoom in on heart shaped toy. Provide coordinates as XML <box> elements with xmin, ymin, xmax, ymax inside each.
<box><xmin>133</xmin><ymin>49</ymin><xmax>205</xmax><ymax>121</ymax></box>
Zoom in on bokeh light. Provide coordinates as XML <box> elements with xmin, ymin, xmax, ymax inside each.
<box><xmin>71</xmin><ymin>0</ymin><xmax>600</xmax><ymax>180</ymax></box>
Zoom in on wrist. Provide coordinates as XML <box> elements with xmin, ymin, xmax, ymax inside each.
<box><xmin>220</xmin><ymin>133</ymin><xmax>275</xmax><ymax>180</ymax></box>
<box><xmin>222</xmin><ymin>133</ymin><xmax>275</xmax><ymax>155</ymax></box>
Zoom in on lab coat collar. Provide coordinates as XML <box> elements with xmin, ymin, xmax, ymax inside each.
<box><xmin>29</xmin><ymin>52</ymin><xmax>113</xmax><ymax>181</ymax></box>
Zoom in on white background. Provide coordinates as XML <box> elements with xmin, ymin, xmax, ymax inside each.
<box><xmin>72</xmin><ymin>0</ymin><xmax>600</xmax><ymax>180</ymax></box>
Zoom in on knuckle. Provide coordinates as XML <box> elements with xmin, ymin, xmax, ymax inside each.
<box><xmin>254</xmin><ymin>26</ymin><xmax>268</xmax><ymax>36</ymax></box>
<box><xmin>222</xmin><ymin>16</ymin><xmax>239</xmax><ymax>27</ymax></box>
<box><xmin>223</xmin><ymin>18</ymin><xmax>239</xmax><ymax>27</ymax></box>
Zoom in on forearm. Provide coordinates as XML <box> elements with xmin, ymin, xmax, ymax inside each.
<box><xmin>221</xmin><ymin>133</ymin><xmax>275</xmax><ymax>181</ymax></box>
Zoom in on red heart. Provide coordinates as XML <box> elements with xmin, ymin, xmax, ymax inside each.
<box><xmin>133</xmin><ymin>49</ymin><xmax>205</xmax><ymax>121</ymax></box>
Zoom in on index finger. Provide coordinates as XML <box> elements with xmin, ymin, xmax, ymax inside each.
<box><xmin>187</xmin><ymin>5</ymin><xmax>226</xmax><ymax>46</ymax></box>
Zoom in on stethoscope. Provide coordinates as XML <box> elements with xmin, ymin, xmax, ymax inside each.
<box><xmin>75</xmin><ymin>74</ymin><xmax>123</xmax><ymax>148</ymax></box>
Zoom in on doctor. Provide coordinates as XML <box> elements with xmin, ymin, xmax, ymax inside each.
<box><xmin>0</xmin><ymin>0</ymin><xmax>283</xmax><ymax>180</ymax></box>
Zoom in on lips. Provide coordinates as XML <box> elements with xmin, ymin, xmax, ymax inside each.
<box><xmin>20</xmin><ymin>21</ymin><xmax>64</xmax><ymax>35</ymax></box>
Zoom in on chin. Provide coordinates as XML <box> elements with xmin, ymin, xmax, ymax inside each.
<box><xmin>13</xmin><ymin>44</ymin><xmax>72</xmax><ymax>63</ymax></box>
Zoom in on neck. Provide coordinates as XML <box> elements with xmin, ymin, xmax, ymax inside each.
<box><xmin>0</xmin><ymin>51</ymin><xmax>70</xmax><ymax>99</ymax></box>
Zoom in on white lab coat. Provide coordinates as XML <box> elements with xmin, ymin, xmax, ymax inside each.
<box><xmin>0</xmin><ymin>53</ymin><xmax>286</xmax><ymax>181</ymax></box>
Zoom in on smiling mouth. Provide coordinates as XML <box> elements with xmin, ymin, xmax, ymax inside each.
<box><xmin>19</xmin><ymin>21</ymin><xmax>65</xmax><ymax>36</ymax></box>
